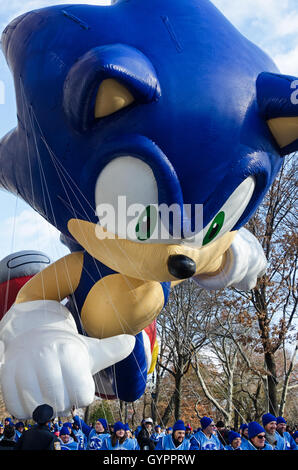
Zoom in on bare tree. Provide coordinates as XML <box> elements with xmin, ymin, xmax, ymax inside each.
<box><xmin>190</xmin><ymin>294</ymin><xmax>256</xmax><ymax>426</ymax></box>
<box><xmin>278</xmin><ymin>337</ymin><xmax>298</xmax><ymax>416</ymax></box>
<box><xmin>237</xmin><ymin>155</ymin><xmax>297</xmax><ymax>414</ymax></box>
<box><xmin>155</xmin><ymin>280</ymin><xmax>208</xmax><ymax>424</ymax></box>
<box><xmin>150</xmin><ymin>311</ymin><xmax>174</xmax><ymax>424</ymax></box>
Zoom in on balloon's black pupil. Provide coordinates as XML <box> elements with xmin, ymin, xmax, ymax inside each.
<box><xmin>140</xmin><ymin>214</ymin><xmax>151</xmax><ymax>237</ymax></box>
<box><xmin>209</xmin><ymin>223</ymin><xmax>219</xmax><ymax>239</ymax></box>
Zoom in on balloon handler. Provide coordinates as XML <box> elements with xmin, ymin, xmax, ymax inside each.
<box><xmin>0</xmin><ymin>0</ymin><xmax>296</xmax><ymax>419</ymax></box>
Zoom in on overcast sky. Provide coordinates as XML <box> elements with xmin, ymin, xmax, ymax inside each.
<box><xmin>0</xmin><ymin>0</ymin><xmax>297</xmax><ymax>262</ymax></box>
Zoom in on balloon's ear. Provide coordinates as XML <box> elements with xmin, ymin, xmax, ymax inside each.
<box><xmin>63</xmin><ymin>44</ymin><xmax>161</xmax><ymax>132</ymax></box>
<box><xmin>257</xmin><ymin>72</ymin><xmax>298</xmax><ymax>156</ymax></box>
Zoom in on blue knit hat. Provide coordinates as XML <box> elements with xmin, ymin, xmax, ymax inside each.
<box><xmin>240</xmin><ymin>423</ymin><xmax>248</xmax><ymax>431</ymax></box>
<box><xmin>155</xmin><ymin>425</ymin><xmax>161</xmax><ymax>430</ymax></box>
<box><xmin>276</xmin><ymin>416</ymin><xmax>286</xmax><ymax>425</ymax></box>
<box><xmin>248</xmin><ymin>422</ymin><xmax>265</xmax><ymax>439</ymax></box>
<box><xmin>60</xmin><ymin>425</ymin><xmax>70</xmax><ymax>436</ymax></box>
<box><xmin>262</xmin><ymin>413</ymin><xmax>277</xmax><ymax>426</ymax></box>
<box><xmin>173</xmin><ymin>420</ymin><xmax>186</xmax><ymax>432</ymax></box>
<box><xmin>228</xmin><ymin>431</ymin><xmax>241</xmax><ymax>443</ymax></box>
<box><xmin>200</xmin><ymin>417</ymin><xmax>213</xmax><ymax>429</ymax></box>
<box><xmin>124</xmin><ymin>423</ymin><xmax>130</xmax><ymax>431</ymax></box>
<box><xmin>15</xmin><ymin>422</ymin><xmax>24</xmax><ymax>429</ymax></box>
<box><xmin>97</xmin><ymin>418</ymin><xmax>108</xmax><ymax>429</ymax></box>
<box><xmin>114</xmin><ymin>421</ymin><xmax>126</xmax><ymax>433</ymax></box>
<box><xmin>293</xmin><ymin>431</ymin><xmax>298</xmax><ymax>440</ymax></box>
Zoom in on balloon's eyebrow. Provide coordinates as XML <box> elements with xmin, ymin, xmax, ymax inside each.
<box><xmin>63</xmin><ymin>43</ymin><xmax>161</xmax><ymax>131</ymax></box>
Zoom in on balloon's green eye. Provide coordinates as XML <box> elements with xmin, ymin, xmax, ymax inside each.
<box><xmin>203</xmin><ymin>211</ymin><xmax>225</xmax><ymax>246</ymax></box>
<box><xmin>135</xmin><ymin>205</ymin><xmax>158</xmax><ymax>241</ymax></box>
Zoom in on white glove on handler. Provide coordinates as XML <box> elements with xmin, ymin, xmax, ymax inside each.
<box><xmin>193</xmin><ymin>228</ymin><xmax>267</xmax><ymax>291</ymax></box>
<box><xmin>0</xmin><ymin>300</ymin><xmax>135</xmax><ymax>419</ymax></box>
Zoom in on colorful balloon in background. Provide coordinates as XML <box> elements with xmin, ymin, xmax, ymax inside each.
<box><xmin>0</xmin><ymin>251</ymin><xmax>51</xmax><ymax>320</ymax></box>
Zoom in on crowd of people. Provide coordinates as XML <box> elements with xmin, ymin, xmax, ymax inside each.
<box><xmin>0</xmin><ymin>404</ymin><xmax>297</xmax><ymax>451</ymax></box>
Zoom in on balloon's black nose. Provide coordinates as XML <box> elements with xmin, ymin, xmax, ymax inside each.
<box><xmin>167</xmin><ymin>255</ymin><xmax>196</xmax><ymax>279</ymax></box>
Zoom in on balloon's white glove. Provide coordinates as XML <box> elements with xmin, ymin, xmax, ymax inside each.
<box><xmin>0</xmin><ymin>300</ymin><xmax>135</xmax><ymax>419</ymax></box>
<box><xmin>193</xmin><ymin>228</ymin><xmax>267</xmax><ymax>291</ymax></box>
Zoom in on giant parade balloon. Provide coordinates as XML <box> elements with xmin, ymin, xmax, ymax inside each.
<box><xmin>0</xmin><ymin>0</ymin><xmax>296</xmax><ymax>418</ymax></box>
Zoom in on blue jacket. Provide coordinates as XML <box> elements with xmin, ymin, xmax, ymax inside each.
<box><xmin>72</xmin><ymin>428</ymin><xmax>87</xmax><ymax>450</ymax></box>
<box><xmin>73</xmin><ymin>415</ymin><xmax>110</xmax><ymax>450</ymax></box>
<box><xmin>275</xmin><ymin>431</ymin><xmax>297</xmax><ymax>450</ymax></box>
<box><xmin>134</xmin><ymin>426</ymin><xmax>142</xmax><ymax>438</ymax></box>
<box><xmin>240</xmin><ymin>439</ymin><xmax>273</xmax><ymax>451</ymax></box>
<box><xmin>101</xmin><ymin>436</ymin><xmax>140</xmax><ymax>450</ymax></box>
<box><xmin>150</xmin><ymin>431</ymin><xmax>165</xmax><ymax>445</ymax></box>
<box><xmin>155</xmin><ymin>434</ymin><xmax>191</xmax><ymax>451</ymax></box>
<box><xmin>59</xmin><ymin>436</ymin><xmax>79</xmax><ymax>450</ymax></box>
<box><xmin>224</xmin><ymin>444</ymin><xmax>243</xmax><ymax>450</ymax></box>
<box><xmin>190</xmin><ymin>430</ymin><xmax>224</xmax><ymax>450</ymax></box>
<box><xmin>14</xmin><ymin>430</ymin><xmax>23</xmax><ymax>442</ymax></box>
<box><xmin>88</xmin><ymin>430</ymin><xmax>111</xmax><ymax>450</ymax></box>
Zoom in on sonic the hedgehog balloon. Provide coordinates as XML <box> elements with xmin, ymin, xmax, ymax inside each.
<box><xmin>0</xmin><ymin>0</ymin><xmax>297</xmax><ymax>418</ymax></box>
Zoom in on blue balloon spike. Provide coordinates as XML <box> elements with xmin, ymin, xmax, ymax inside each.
<box><xmin>0</xmin><ymin>0</ymin><xmax>295</xmax><ymax>404</ymax></box>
